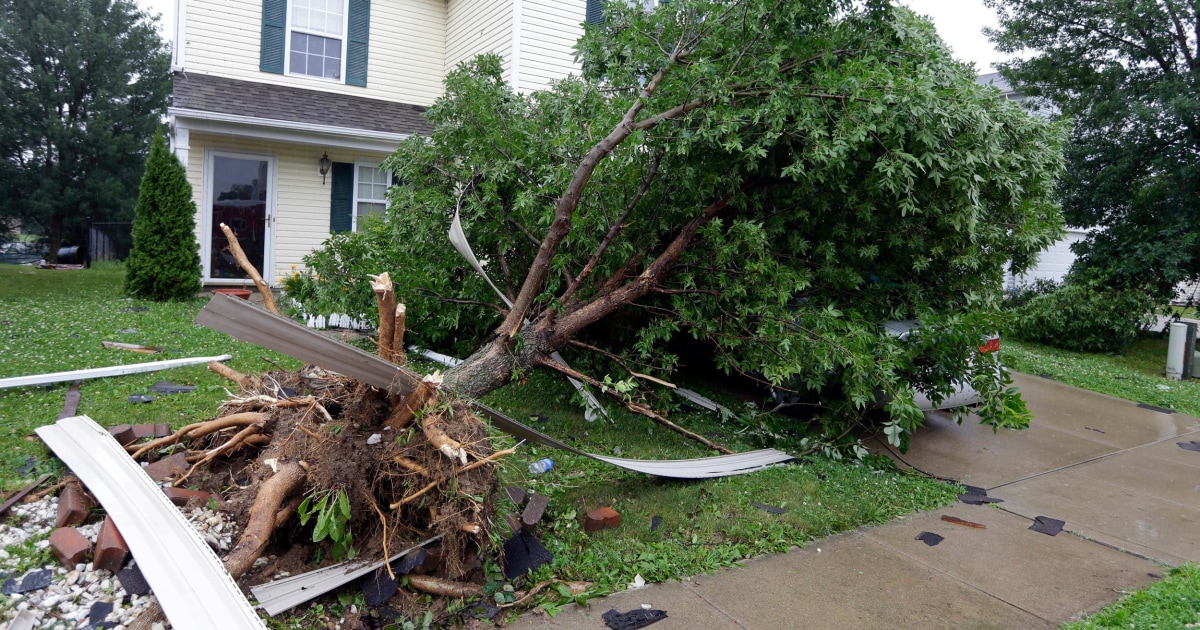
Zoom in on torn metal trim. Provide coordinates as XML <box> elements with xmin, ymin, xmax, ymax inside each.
<box><xmin>0</xmin><ymin>355</ymin><xmax>233</xmax><ymax>390</ymax></box>
<box><xmin>195</xmin><ymin>297</ymin><xmax>795</xmax><ymax>479</ymax></box>
<box><xmin>250</xmin><ymin>535</ymin><xmax>442</xmax><ymax>616</ymax></box>
<box><xmin>195</xmin><ymin>294</ymin><xmax>417</xmax><ymax>397</ymax></box>
<box><xmin>36</xmin><ymin>416</ymin><xmax>266</xmax><ymax>630</ymax></box>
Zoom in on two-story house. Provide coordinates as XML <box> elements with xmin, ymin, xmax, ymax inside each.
<box><xmin>167</xmin><ymin>0</ymin><xmax>608</xmax><ymax>286</ymax></box>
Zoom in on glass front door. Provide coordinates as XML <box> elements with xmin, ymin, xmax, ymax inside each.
<box><xmin>209</xmin><ymin>155</ymin><xmax>271</xmax><ymax>280</ymax></box>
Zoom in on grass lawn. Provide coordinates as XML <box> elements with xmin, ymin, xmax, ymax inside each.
<box><xmin>1003</xmin><ymin>336</ymin><xmax>1200</xmax><ymax>417</ymax></box>
<box><xmin>1062</xmin><ymin>564</ymin><xmax>1200</xmax><ymax>629</ymax></box>
<box><xmin>0</xmin><ymin>263</ymin><xmax>959</xmax><ymax>626</ymax></box>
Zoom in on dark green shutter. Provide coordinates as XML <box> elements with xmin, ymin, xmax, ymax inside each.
<box><xmin>260</xmin><ymin>0</ymin><xmax>287</xmax><ymax>74</ymax></box>
<box><xmin>329</xmin><ymin>162</ymin><xmax>354</xmax><ymax>233</ymax></box>
<box><xmin>345</xmin><ymin>0</ymin><xmax>370</xmax><ymax>87</ymax></box>
<box><xmin>585</xmin><ymin>0</ymin><xmax>604</xmax><ymax>26</ymax></box>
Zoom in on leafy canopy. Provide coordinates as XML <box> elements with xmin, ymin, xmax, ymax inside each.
<box><xmin>289</xmin><ymin>0</ymin><xmax>1065</xmax><ymax>448</ymax></box>
<box><xmin>986</xmin><ymin>0</ymin><xmax>1200</xmax><ymax>300</ymax></box>
<box><xmin>0</xmin><ymin>0</ymin><xmax>170</xmax><ymax>254</ymax></box>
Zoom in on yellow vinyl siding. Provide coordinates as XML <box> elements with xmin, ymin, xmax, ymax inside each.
<box><xmin>517</xmin><ymin>0</ymin><xmax>585</xmax><ymax>92</ymax></box>
<box><xmin>185</xmin><ymin>0</ymin><xmax>446</xmax><ymax>106</ymax></box>
<box><xmin>186</xmin><ymin>132</ymin><xmax>391</xmax><ymax>284</ymax></box>
<box><xmin>445</xmin><ymin>0</ymin><xmax>512</xmax><ymax>76</ymax></box>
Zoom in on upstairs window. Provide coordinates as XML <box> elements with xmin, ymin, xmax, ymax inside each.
<box><xmin>289</xmin><ymin>0</ymin><xmax>345</xmax><ymax>80</ymax></box>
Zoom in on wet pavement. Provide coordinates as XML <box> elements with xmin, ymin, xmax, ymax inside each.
<box><xmin>508</xmin><ymin>372</ymin><xmax>1200</xmax><ymax>629</ymax></box>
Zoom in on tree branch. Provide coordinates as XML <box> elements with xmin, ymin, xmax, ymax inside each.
<box><xmin>533</xmin><ymin>354</ymin><xmax>733</xmax><ymax>454</ymax></box>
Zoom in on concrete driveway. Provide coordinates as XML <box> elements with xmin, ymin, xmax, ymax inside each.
<box><xmin>507</xmin><ymin>372</ymin><xmax>1200</xmax><ymax>629</ymax></box>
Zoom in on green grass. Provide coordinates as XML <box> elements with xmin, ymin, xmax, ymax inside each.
<box><xmin>0</xmin><ymin>264</ymin><xmax>301</xmax><ymax>490</ymax></box>
<box><xmin>1003</xmin><ymin>337</ymin><xmax>1200</xmax><ymax>417</ymax></box>
<box><xmin>1062</xmin><ymin>564</ymin><xmax>1200</xmax><ymax>629</ymax></box>
<box><xmin>473</xmin><ymin>368</ymin><xmax>959</xmax><ymax>596</ymax></box>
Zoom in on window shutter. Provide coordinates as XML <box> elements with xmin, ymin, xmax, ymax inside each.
<box><xmin>259</xmin><ymin>0</ymin><xmax>287</xmax><ymax>74</ymax></box>
<box><xmin>345</xmin><ymin>0</ymin><xmax>370</xmax><ymax>87</ymax></box>
<box><xmin>329</xmin><ymin>162</ymin><xmax>354</xmax><ymax>233</ymax></box>
<box><xmin>585</xmin><ymin>0</ymin><xmax>604</xmax><ymax>26</ymax></box>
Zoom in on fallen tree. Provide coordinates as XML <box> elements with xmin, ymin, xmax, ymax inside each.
<box><xmin>286</xmin><ymin>0</ymin><xmax>1066</xmax><ymax>449</ymax></box>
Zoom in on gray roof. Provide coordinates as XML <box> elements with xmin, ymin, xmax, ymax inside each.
<box><xmin>976</xmin><ymin>71</ymin><xmax>1013</xmax><ymax>94</ymax></box>
<box><xmin>172</xmin><ymin>72</ymin><xmax>432</xmax><ymax>136</ymax></box>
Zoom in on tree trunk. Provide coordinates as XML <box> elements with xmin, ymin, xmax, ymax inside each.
<box><xmin>46</xmin><ymin>215</ymin><xmax>64</xmax><ymax>264</ymax></box>
<box><xmin>442</xmin><ymin>325</ymin><xmax>544</xmax><ymax>398</ymax></box>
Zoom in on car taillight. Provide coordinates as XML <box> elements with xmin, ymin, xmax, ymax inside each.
<box><xmin>979</xmin><ymin>337</ymin><xmax>1000</xmax><ymax>354</ymax></box>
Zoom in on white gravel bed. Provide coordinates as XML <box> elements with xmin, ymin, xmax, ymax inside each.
<box><xmin>1</xmin><ymin>495</ymin><xmax>239</xmax><ymax>629</ymax></box>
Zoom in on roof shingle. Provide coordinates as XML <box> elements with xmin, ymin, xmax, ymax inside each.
<box><xmin>172</xmin><ymin>72</ymin><xmax>433</xmax><ymax>137</ymax></box>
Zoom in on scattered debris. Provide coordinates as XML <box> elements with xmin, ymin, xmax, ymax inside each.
<box><xmin>650</xmin><ymin>516</ymin><xmax>662</xmax><ymax>531</ymax></box>
<box><xmin>94</xmin><ymin>517</ymin><xmax>130</xmax><ymax>573</ymax></box>
<box><xmin>117</xmin><ymin>564</ymin><xmax>151</xmax><ymax>596</ymax></box>
<box><xmin>1137</xmin><ymin>403</ymin><xmax>1175</xmax><ymax>414</ymax></box>
<box><xmin>48</xmin><ymin>527</ymin><xmax>92</xmax><ymax>567</ymax></box>
<box><xmin>751</xmin><ymin>502</ymin><xmax>787</xmax><ymax>515</ymax></box>
<box><xmin>0</xmin><ymin>473</ymin><xmax>50</xmax><ymax>517</ymax></box>
<box><xmin>57</xmin><ymin>381</ymin><xmax>82</xmax><ymax>420</ymax></box>
<box><xmin>521</xmin><ymin>494</ymin><xmax>550</xmax><ymax>530</ymax></box>
<box><xmin>627</xmin><ymin>574</ymin><xmax>646</xmax><ymax>590</ymax></box>
<box><xmin>361</xmin><ymin>569</ymin><xmax>398</xmax><ymax>606</ymax></box>
<box><xmin>149</xmin><ymin>381</ymin><xmax>197</xmax><ymax>394</ymax></box>
<box><xmin>958</xmin><ymin>486</ymin><xmax>1002</xmax><ymax>505</ymax></box>
<box><xmin>249</xmin><ymin>536</ymin><xmax>441</xmax><ymax>616</ymax></box>
<box><xmin>36</xmin><ymin>415</ymin><xmax>268</xmax><ymax>629</ymax></box>
<box><xmin>674</xmin><ymin>388</ymin><xmax>732</xmax><ymax>417</ymax></box>
<box><xmin>940</xmin><ymin>515</ymin><xmax>986</xmax><ymax>529</ymax></box>
<box><xmin>527</xmin><ymin>458</ymin><xmax>554</xmax><ymax>474</ymax></box>
<box><xmin>101</xmin><ymin>341</ymin><xmax>163</xmax><ymax>354</ymax></box>
<box><xmin>602</xmin><ymin>606</ymin><xmax>668</xmax><ymax>630</ymax></box>
<box><xmin>366</xmin><ymin>433</ymin><xmax>383</xmax><ymax>445</ymax></box>
<box><xmin>117</xmin><ymin>328</ymin><xmax>139</xmax><ymax>334</ymax></box>
<box><xmin>6</xmin><ymin>610</ymin><xmax>36</xmax><ymax>630</ymax></box>
<box><xmin>585</xmin><ymin>507</ymin><xmax>621</xmax><ymax>532</ymax></box>
<box><xmin>127</xmin><ymin>395</ymin><xmax>155</xmax><ymax>404</ymax></box>
<box><xmin>17</xmin><ymin>457</ymin><xmax>37</xmax><ymax>476</ymax></box>
<box><xmin>1084</xmin><ymin>426</ymin><xmax>1106</xmax><ymax>434</ymax></box>
<box><xmin>1029</xmin><ymin>516</ymin><xmax>1065</xmax><ymax>536</ymax></box>
<box><xmin>506</xmin><ymin>487</ymin><xmax>526</xmax><ymax>505</ymax></box>
<box><xmin>1</xmin><ymin>569</ymin><xmax>53</xmax><ymax>595</ymax></box>
<box><xmin>0</xmin><ymin>354</ymin><xmax>233</xmax><ymax>389</ymax></box>
<box><xmin>503</xmin><ymin>530</ymin><xmax>554</xmax><ymax>580</ymax></box>
<box><xmin>915</xmin><ymin>531</ymin><xmax>944</xmax><ymax>546</ymax></box>
<box><xmin>1178</xmin><ymin>441</ymin><xmax>1200</xmax><ymax>453</ymax></box>
<box><xmin>56</xmin><ymin>482</ymin><xmax>94</xmax><ymax>527</ymax></box>
<box><xmin>88</xmin><ymin>601</ymin><xmax>115</xmax><ymax>627</ymax></box>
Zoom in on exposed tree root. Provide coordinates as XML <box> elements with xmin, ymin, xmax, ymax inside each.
<box><xmin>405</xmin><ymin>575</ymin><xmax>483</xmax><ymax>598</ymax></box>
<box><xmin>208</xmin><ymin>361</ymin><xmax>250</xmax><ymax>387</ymax></box>
<box><xmin>421</xmin><ymin>410</ymin><xmax>468</xmax><ymax>464</ymax></box>
<box><xmin>223</xmin><ymin>460</ymin><xmax>307</xmax><ymax>579</ymax></box>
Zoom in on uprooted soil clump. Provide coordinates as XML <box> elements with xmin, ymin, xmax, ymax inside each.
<box><xmin>129</xmin><ymin>363</ymin><xmax>502</xmax><ymax>624</ymax></box>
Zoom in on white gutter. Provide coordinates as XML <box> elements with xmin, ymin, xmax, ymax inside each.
<box><xmin>0</xmin><ymin>355</ymin><xmax>233</xmax><ymax>390</ymax></box>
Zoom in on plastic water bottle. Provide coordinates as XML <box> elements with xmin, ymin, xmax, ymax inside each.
<box><xmin>528</xmin><ymin>458</ymin><xmax>554</xmax><ymax>474</ymax></box>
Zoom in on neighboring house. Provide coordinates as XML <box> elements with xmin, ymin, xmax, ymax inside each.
<box><xmin>977</xmin><ymin>72</ymin><xmax>1086</xmax><ymax>291</ymax></box>
<box><xmin>168</xmin><ymin>0</ymin><xmax>612</xmax><ymax>286</ymax></box>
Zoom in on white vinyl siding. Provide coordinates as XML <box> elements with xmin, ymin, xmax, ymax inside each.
<box><xmin>446</xmin><ymin>0</ymin><xmax>513</xmax><ymax>75</ymax></box>
<box><xmin>186</xmin><ymin>132</ymin><xmax>390</xmax><ymax>283</ymax></box>
<box><xmin>185</xmin><ymin>0</ymin><xmax>446</xmax><ymax>106</ymax></box>
<box><xmin>517</xmin><ymin>0</ymin><xmax>586</xmax><ymax>92</ymax></box>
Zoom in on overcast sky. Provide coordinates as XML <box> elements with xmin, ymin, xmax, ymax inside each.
<box><xmin>136</xmin><ymin>0</ymin><xmax>1006</xmax><ymax>73</ymax></box>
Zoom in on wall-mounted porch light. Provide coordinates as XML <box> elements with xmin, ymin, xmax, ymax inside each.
<box><xmin>318</xmin><ymin>152</ymin><xmax>332</xmax><ymax>185</ymax></box>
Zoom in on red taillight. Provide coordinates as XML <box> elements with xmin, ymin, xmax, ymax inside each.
<box><xmin>979</xmin><ymin>337</ymin><xmax>1000</xmax><ymax>354</ymax></box>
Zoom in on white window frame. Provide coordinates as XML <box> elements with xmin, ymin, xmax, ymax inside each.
<box><xmin>284</xmin><ymin>0</ymin><xmax>350</xmax><ymax>83</ymax></box>
<box><xmin>352</xmin><ymin>161</ymin><xmax>391</xmax><ymax>232</ymax></box>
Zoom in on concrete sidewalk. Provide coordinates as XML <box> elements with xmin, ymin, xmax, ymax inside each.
<box><xmin>507</xmin><ymin>373</ymin><xmax>1200</xmax><ymax>629</ymax></box>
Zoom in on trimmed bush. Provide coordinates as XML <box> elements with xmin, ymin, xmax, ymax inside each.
<box><xmin>125</xmin><ymin>130</ymin><xmax>202</xmax><ymax>301</ymax></box>
<box><xmin>1011</xmin><ymin>280</ymin><xmax>1155</xmax><ymax>353</ymax></box>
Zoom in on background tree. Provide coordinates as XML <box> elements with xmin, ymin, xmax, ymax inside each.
<box><xmin>985</xmin><ymin>0</ymin><xmax>1200</xmax><ymax>301</ymax></box>
<box><xmin>125</xmin><ymin>130</ymin><xmax>202</xmax><ymax>301</ymax></box>
<box><xmin>287</xmin><ymin>0</ymin><xmax>1065</xmax><ymax>449</ymax></box>
<box><xmin>0</xmin><ymin>0</ymin><xmax>170</xmax><ymax>260</ymax></box>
